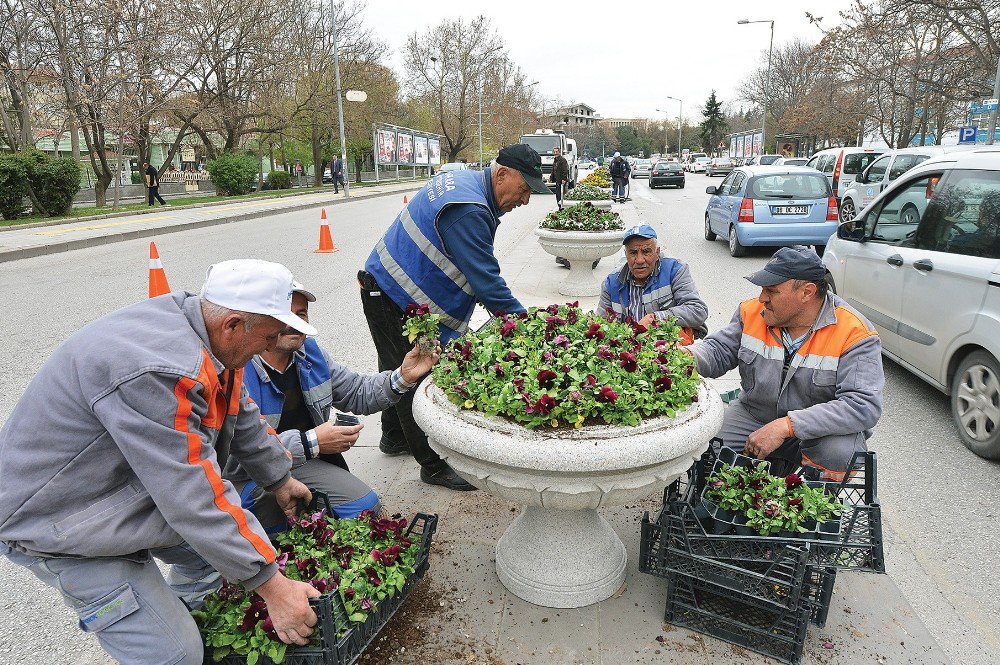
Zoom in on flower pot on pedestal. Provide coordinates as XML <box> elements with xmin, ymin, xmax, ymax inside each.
<box><xmin>535</xmin><ymin>228</ymin><xmax>623</xmax><ymax>296</ymax></box>
<box><xmin>412</xmin><ymin>380</ymin><xmax>724</xmax><ymax>608</ymax></box>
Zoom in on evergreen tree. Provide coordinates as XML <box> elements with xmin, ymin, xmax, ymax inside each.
<box><xmin>699</xmin><ymin>91</ymin><xmax>729</xmax><ymax>155</ymax></box>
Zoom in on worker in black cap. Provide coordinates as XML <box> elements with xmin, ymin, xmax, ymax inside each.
<box><xmin>686</xmin><ymin>246</ymin><xmax>885</xmax><ymax>479</ymax></box>
<box><xmin>359</xmin><ymin>144</ymin><xmax>551</xmax><ymax>491</ymax></box>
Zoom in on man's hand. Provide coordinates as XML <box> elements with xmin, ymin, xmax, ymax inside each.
<box><xmin>744</xmin><ymin>418</ymin><xmax>791</xmax><ymax>459</ymax></box>
<box><xmin>400</xmin><ymin>343</ymin><xmax>440</xmax><ymax>384</ymax></box>
<box><xmin>638</xmin><ymin>313</ymin><xmax>657</xmax><ymax>328</ymax></box>
<box><xmin>256</xmin><ymin>573</ymin><xmax>320</xmax><ymax>646</ymax></box>
<box><xmin>272</xmin><ymin>477</ymin><xmax>312</xmax><ymax>522</ymax></box>
<box><xmin>312</xmin><ymin>422</ymin><xmax>364</xmax><ymax>455</ymax></box>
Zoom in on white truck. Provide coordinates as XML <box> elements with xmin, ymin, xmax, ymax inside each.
<box><xmin>518</xmin><ymin>129</ymin><xmax>578</xmax><ymax>189</ymax></box>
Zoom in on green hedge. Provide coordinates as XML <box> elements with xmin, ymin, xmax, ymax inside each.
<box><xmin>267</xmin><ymin>169</ymin><xmax>291</xmax><ymax>190</ymax></box>
<box><xmin>0</xmin><ymin>151</ymin><xmax>82</xmax><ymax>219</ymax></box>
<box><xmin>207</xmin><ymin>152</ymin><xmax>259</xmax><ymax>195</ymax></box>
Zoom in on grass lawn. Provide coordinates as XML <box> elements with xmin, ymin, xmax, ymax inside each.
<box><xmin>0</xmin><ymin>178</ymin><xmax>427</xmax><ymax>228</ymax></box>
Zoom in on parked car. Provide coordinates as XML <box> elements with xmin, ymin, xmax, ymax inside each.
<box><xmin>704</xmin><ymin>166</ymin><xmax>838</xmax><ymax>257</ymax></box>
<box><xmin>649</xmin><ymin>161</ymin><xmax>685</xmax><ymax>188</ymax></box>
<box><xmin>822</xmin><ymin>148</ymin><xmax>1000</xmax><ymax>458</ymax></box>
<box><xmin>687</xmin><ymin>156</ymin><xmax>711</xmax><ymax>173</ymax></box>
<box><xmin>631</xmin><ymin>159</ymin><xmax>653</xmax><ymax>178</ymax></box>
<box><xmin>438</xmin><ymin>162</ymin><xmax>469</xmax><ymax>172</ymax></box>
<box><xmin>775</xmin><ymin>157</ymin><xmax>808</xmax><ymax>167</ymax></box>
<box><xmin>836</xmin><ymin>145</ymin><xmax>981</xmax><ymax>223</ymax></box>
<box><xmin>804</xmin><ymin>147</ymin><xmax>885</xmax><ymax>201</ymax></box>
<box><xmin>706</xmin><ymin>157</ymin><xmax>734</xmax><ymax>177</ymax></box>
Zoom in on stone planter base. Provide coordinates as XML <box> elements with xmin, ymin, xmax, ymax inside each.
<box><xmin>565</xmin><ymin>199</ymin><xmax>612</xmax><ymax>209</ymax></box>
<box><xmin>496</xmin><ymin>507</ymin><xmax>626</xmax><ymax>608</ymax></box>
<box><xmin>535</xmin><ymin>228</ymin><xmax>624</xmax><ymax>297</ymax></box>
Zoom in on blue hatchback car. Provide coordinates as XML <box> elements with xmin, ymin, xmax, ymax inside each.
<box><xmin>704</xmin><ymin>166</ymin><xmax>839</xmax><ymax>257</ymax></box>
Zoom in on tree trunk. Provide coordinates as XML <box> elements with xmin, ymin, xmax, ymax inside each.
<box><xmin>311</xmin><ymin>115</ymin><xmax>323</xmax><ymax>187</ymax></box>
<box><xmin>69</xmin><ymin>114</ymin><xmax>80</xmax><ymax>160</ymax></box>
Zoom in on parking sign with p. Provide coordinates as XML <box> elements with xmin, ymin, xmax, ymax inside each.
<box><xmin>958</xmin><ymin>126</ymin><xmax>978</xmax><ymax>144</ymax></box>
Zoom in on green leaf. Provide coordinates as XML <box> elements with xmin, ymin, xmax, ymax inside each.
<box><xmin>247</xmin><ymin>650</ymin><xmax>259</xmax><ymax>665</ymax></box>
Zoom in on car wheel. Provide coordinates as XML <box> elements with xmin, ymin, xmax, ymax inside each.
<box><xmin>824</xmin><ymin>272</ymin><xmax>837</xmax><ymax>294</ymax></box>
<box><xmin>900</xmin><ymin>203</ymin><xmax>920</xmax><ymax>225</ymax></box>
<box><xmin>814</xmin><ymin>244</ymin><xmax>825</xmax><ymax>257</ymax></box>
<box><xmin>729</xmin><ymin>226</ymin><xmax>749</xmax><ymax>257</ymax></box>
<box><xmin>951</xmin><ymin>350</ymin><xmax>1000</xmax><ymax>459</ymax></box>
<box><xmin>680</xmin><ymin>182</ymin><xmax>685</xmax><ymax>189</ymax></box>
<box><xmin>704</xmin><ymin>215</ymin><xmax>717</xmax><ymax>241</ymax></box>
<box><xmin>840</xmin><ymin>198</ymin><xmax>857</xmax><ymax>223</ymax></box>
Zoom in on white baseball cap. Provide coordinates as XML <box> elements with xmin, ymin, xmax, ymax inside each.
<box><xmin>200</xmin><ymin>259</ymin><xmax>318</xmax><ymax>336</ymax></box>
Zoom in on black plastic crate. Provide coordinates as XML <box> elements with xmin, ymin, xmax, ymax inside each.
<box><xmin>664</xmin><ymin>570</ymin><xmax>812</xmax><ymax>665</ymax></box>
<box><xmin>211</xmin><ymin>512</ymin><xmax>437</xmax><ymax>665</ymax></box>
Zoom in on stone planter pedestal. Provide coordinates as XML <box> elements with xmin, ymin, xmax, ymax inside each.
<box><xmin>565</xmin><ymin>199</ymin><xmax>612</xmax><ymax>210</ymax></box>
<box><xmin>535</xmin><ymin>228</ymin><xmax>623</xmax><ymax>296</ymax></box>
<box><xmin>412</xmin><ymin>380</ymin><xmax>725</xmax><ymax>608</ymax></box>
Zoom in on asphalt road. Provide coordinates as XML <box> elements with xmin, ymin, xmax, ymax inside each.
<box><xmin>0</xmin><ymin>169</ymin><xmax>996</xmax><ymax>663</ymax></box>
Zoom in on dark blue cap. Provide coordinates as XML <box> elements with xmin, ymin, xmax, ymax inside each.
<box><xmin>623</xmin><ymin>224</ymin><xmax>658</xmax><ymax>244</ymax></box>
<box><xmin>745</xmin><ymin>246</ymin><xmax>826</xmax><ymax>286</ymax></box>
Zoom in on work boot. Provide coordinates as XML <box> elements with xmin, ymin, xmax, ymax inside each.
<box><xmin>379</xmin><ymin>436</ymin><xmax>409</xmax><ymax>456</ymax></box>
<box><xmin>420</xmin><ymin>463</ymin><xmax>477</xmax><ymax>491</ymax></box>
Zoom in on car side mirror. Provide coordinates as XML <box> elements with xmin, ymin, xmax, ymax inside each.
<box><xmin>837</xmin><ymin>220</ymin><xmax>866</xmax><ymax>242</ymax></box>
<box><xmin>705</xmin><ymin>186</ymin><xmax>717</xmax><ymax>195</ymax></box>
<box><xmin>855</xmin><ymin>173</ymin><xmax>867</xmax><ymax>184</ymax></box>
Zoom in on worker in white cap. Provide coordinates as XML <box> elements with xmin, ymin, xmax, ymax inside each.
<box><xmin>0</xmin><ymin>259</ymin><xmax>322</xmax><ymax>663</ymax></box>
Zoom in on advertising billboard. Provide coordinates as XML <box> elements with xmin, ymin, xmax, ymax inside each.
<box><xmin>414</xmin><ymin>136</ymin><xmax>428</xmax><ymax>164</ymax></box>
<box><xmin>729</xmin><ymin>136</ymin><xmax>737</xmax><ymax>158</ymax></box>
<box><xmin>751</xmin><ymin>132</ymin><xmax>762</xmax><ymax>156</ymax></box>
<box><xmin>428</xmin><ymin>138</ymin><xmax>441</xmax><ymax>165</ymax></box>
<box><xmin>377</xmin><ymin>129</ymin><xmax>396</xmax><ymax>165</ymax></box>
<box><xmin>397</xmin><ymin>133</ymin><xmax>413</xmax><ymax>164</ymax></box>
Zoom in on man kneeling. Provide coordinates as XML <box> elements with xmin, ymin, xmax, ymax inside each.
<box><xmin>687</xmin><ymin>247</ymin><xmax>884</xmax><ymax>479</ymax></box>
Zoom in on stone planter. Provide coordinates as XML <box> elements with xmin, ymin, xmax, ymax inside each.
<box><xmin>412</xmin><ymin>380</ymin><xmax>725</xmax><ymax>608</ymax></box>
<box><xmin>564</xmin><ymin>198</ymin><xmax>612</xmax><ymax>210</ymax></box>
<box><xmin>535</xmin><ymin>228</ymin><xmax>624</xmax><ymax>296</ymax></box>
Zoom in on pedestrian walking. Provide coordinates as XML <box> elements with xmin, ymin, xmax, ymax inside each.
<box><xmin>144</xmin><ymin>162</ymin><xmax>168</xmax><ymax>206</ymax></box>
<box><xmin>551</xmin><ymin>146</ymin><xmax>569</xmax><ymax>209</ymax></box>
<box><xmin>330</xmin><ymin>155</ymin><xmax>345</xmax><ymax>194</ymax></box>
<box><xmin>0</xmin><ymin>260</ymin><xmax>323</xmax><ymax>663</ymax></box>
<box><xmin>609</xmin><ymin>152</ymin><xmax>630</xmax><ymax>202</ymax></box>
<box><xmin>359</xmin><ymin>143</ymin><xmax>551</xmax><ymax>491</ymax></box>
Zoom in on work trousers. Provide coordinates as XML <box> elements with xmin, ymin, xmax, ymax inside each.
<box><xmin>2</xmin><ymin>542</ymin><xmax>213</xmax><ymax>664</ymax></box>
<box><xmin>612</xmin><ymin>176</ymin><xmax>627</xmax><ymax>199</ymax></box>
<box><xmin>554</xmin><ymin>181</ymin><xmax>566</xmax><ymax>207</ymax></box>
<box><xmin>358</xmin><ymin>270</ymin><xmax>443</xmax><ymax>471</ymax></box>
<box><xmin>333</xmin><ymin>173</ymin><xmax>345</xmax><ymax>193</ymax></box>
<box><xmin>718</xmin><ymin>399</ymin><xmax>867</xmax><ymax>479</ymax></box>
<box><xmin>148</xmin><ymin>186</ymin><xmax>167</xmax><ymax>205</ymax></box>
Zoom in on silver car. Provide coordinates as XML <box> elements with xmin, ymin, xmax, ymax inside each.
<box><xmin>823</xmin><ymin>148</ymin><xmax>1000</xmax><ymax>458</ymax></box>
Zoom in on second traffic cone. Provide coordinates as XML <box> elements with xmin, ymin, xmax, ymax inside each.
<box><xmin>148</xmin><ymin>241</ymin><xmax>171</xmax><ymax>298</ymax></box>
<box><xmin>403</xmin><ymin>195</ymin><xmax>408</xmax><ymax>204</ymax></box>
<box><xmin>314</xmin><ymin>208</ymin><xmax>339</xmax><ymax>253</ymax></box>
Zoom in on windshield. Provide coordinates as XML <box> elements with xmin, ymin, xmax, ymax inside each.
<box><xmin>636</xmin><ymin>160</ymin><xmax>651</xmax><ymax>167</ymax></box>
<box><xmin>654</xmin><ymin>162</ymin><xmax>671</xmax><ymax>169</ymax></box>
<box><xmin>748</xmin><ymin>173</ymin><xmax>831</xmax><ymax>200</ymax></box>
<box><xmin>844</xmin><ymin>152</ymin><xmax>884</xmax><ymax>174</ymax></box>
<box><xmin>758</xmin><ymin>155</ymin><xmax>781</xmax><ymax>165</ymax></box>
<box><xmin>520</xmin><ymin>135</ymin><xmax>561</xmax><ymax>154</ymax></box>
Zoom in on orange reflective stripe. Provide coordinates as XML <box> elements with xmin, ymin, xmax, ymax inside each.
<box><xmin>173</xmin><ymin>374</ymin><xmax>275</xmax><ymax>564</ymax></box>
<box><xmin>227</xmin><ymin>368</ymin><xmax>244</xmax><ymax>416</ymax></box>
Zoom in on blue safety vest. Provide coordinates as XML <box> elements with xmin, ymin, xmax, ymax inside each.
<box><xmin>365</xmin><ymin>168</ymin><xmax>499</xmax><ymax>342</ymax></box>
<box><xmin>603</xmin><ymin>257</ymin><xmax>682</xmax><ymax>318</ymax></box>
<box><xmin>242</xmin><ymin>338</ymin><xmax>334</xmax><ymax>429</ymax></box>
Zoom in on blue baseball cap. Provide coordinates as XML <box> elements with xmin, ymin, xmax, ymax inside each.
<box><xmin>745</xmin><ymin>246</ymin><xmax>826</xmax><ymax>286</ymax></box>
<box><xmin>623</xmin><ymin>224</ymin><xmax>658</xmax><ymax>244</ymax></box>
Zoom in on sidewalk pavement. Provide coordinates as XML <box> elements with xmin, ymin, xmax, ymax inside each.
<box><xmin>347</xmin><ymin>200</ymin><xmax>949</xmax><ymax>664</ymax></box>
<box><xmin>0</xmin><ymin>180</ymin><xmax>424</xmax><ymax>263</ymax></box>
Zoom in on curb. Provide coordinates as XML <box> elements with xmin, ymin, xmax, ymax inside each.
<box><xmin>0</xmin><ymin>185</ymin><xmax>420</xmax><ymax>264</ymax></box>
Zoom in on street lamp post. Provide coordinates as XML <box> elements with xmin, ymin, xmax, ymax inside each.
<box><xmin>738</xmin><ymin>18</ymin><xmax>774</xmax><ymax>155</ymax></box>
<box><xmin>658</xmin><ymin>96</ymin><xmax>683</xmax><ymax>159</ymax></box>
<box><xmin>987</xmin><ymin>54</ymin><xmax>1000</xmax><ymax>145</ymax></box>
<box><xmin>330</xmin><ymin>0</ymin><xmax>350</xmax><ymax>197</ymax></box>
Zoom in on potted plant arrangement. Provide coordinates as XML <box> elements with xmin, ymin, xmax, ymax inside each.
<box><xmin>701</xmin><ymin>449</ymin><xmax>843</xmax><ymax>539</ymax></box>
<box><xmin>564</xmin><ymin>183</ymin><xmax>612</xmax><ymax>209</ymax></box>
<box><xmin>411</xmin><ymin>303</ymin><xmax>724</xmax><ymax>608</ymax></box>
<box><xmin>535</xmin><ymin>203</ymin><xmax>626</xmax><ymax>296</ymax></box>
<box><xmin>192</xmin><ymin>508</ymin><xmax>436</xmax><ymax>664</ymax></box>
<box><xmin>580</xmin><ymin>165</ymin><xmax>611</xmax><ymax>188</ymax></box>
<box><xmin>402</xmin><ymin>303</ymin><xmax>441</xmax><ymax>356</ymax></box>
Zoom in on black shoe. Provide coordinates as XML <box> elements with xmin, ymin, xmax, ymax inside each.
<box><xmin>379</xmin><ymin>437</ymin><xmax>409</xmax><ymax>456</ymax></box>
<box><xmin>420</xmin><ymin>463</ymin><xmax>477</xmax><ymax>491</ymax></box>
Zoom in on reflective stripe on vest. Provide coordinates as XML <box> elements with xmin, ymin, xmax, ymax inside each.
<box><xmin>606</xmin><ymin>258</ymin><xmax>681</xmax><ymax>316</ymax></box>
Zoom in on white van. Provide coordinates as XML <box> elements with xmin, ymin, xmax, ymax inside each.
<box><xmin>805</xmin><ymin>147</ymin><xmax>885</xmax><ymax>201</ymax></box>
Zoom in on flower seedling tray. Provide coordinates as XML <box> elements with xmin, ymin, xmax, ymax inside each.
<box><xmin>211</xmin><ymin>512</ymin><xmax>437</xmax><ymax>665</ymax></box>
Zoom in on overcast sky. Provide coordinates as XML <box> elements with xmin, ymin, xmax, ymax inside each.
<box><xmin>363</xmin><ymin>0</ymin><xmax>853</xmax><ymax>121</ymax></box>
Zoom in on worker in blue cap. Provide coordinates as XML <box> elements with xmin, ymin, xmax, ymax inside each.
<box><xmin>598</xmin><ymin>223</ymin><xmax>708</xmax><ymax>344</ymax></box>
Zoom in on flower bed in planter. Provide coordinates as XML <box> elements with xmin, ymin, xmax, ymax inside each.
<box><xmin>565</xmin><ymin>184</ymin><xmax>611</xmax><ymax>202</ymax></box>
<box><xmin>540</xmin><ymin>202</ymin><xmax>623</xmax><ymax>232</ymax></box>
<box><xmin>580</xmin><ymin>166</ymin><xmax>611</xmax><ymax>188</ymax></box>
<box><xmin>193</xmin><ymin>508</ymin><xmax>437</xmax><ymax>665</ymax></box>
<box><xmin>432</xmin><ymin>303</ymin><xmax>698</xmax><ymax>429</ymax></box>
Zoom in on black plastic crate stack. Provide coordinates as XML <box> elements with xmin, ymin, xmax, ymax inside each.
<box><xmin>213</xmin><ymin>512</ymin><xmax>438</xmax><ymax>665</ymax></box>
<box><xmin>639</xmin><ymin>441</ymin><xmax>884</xmax><ymax>664</ymax></box>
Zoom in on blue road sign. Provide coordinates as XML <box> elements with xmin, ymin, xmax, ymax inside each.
<box><xmin>959</xmin><ymin>126</ymin><xmax>978</xmax><ymax>144</ymax></box>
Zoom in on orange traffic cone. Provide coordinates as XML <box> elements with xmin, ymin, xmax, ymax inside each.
<box><xmin>148</xmin><ymin>241</ymin><xmax>171</xmax><ymax>298</ymax></box>
<box><xmin>403</xmin><ymin>195</ymin><xmax>408</xmax><ymax>204</ymax></box>
<box><xmin>314</xmin><ymin>208</ymin><xmax>339</xmax><ymax>253</ymax></box>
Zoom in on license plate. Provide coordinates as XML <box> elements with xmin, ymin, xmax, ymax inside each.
<box><xmin>773</xmin><ymin>205</ymin><xmax>808</xmax><ymax>215</ymax></box>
